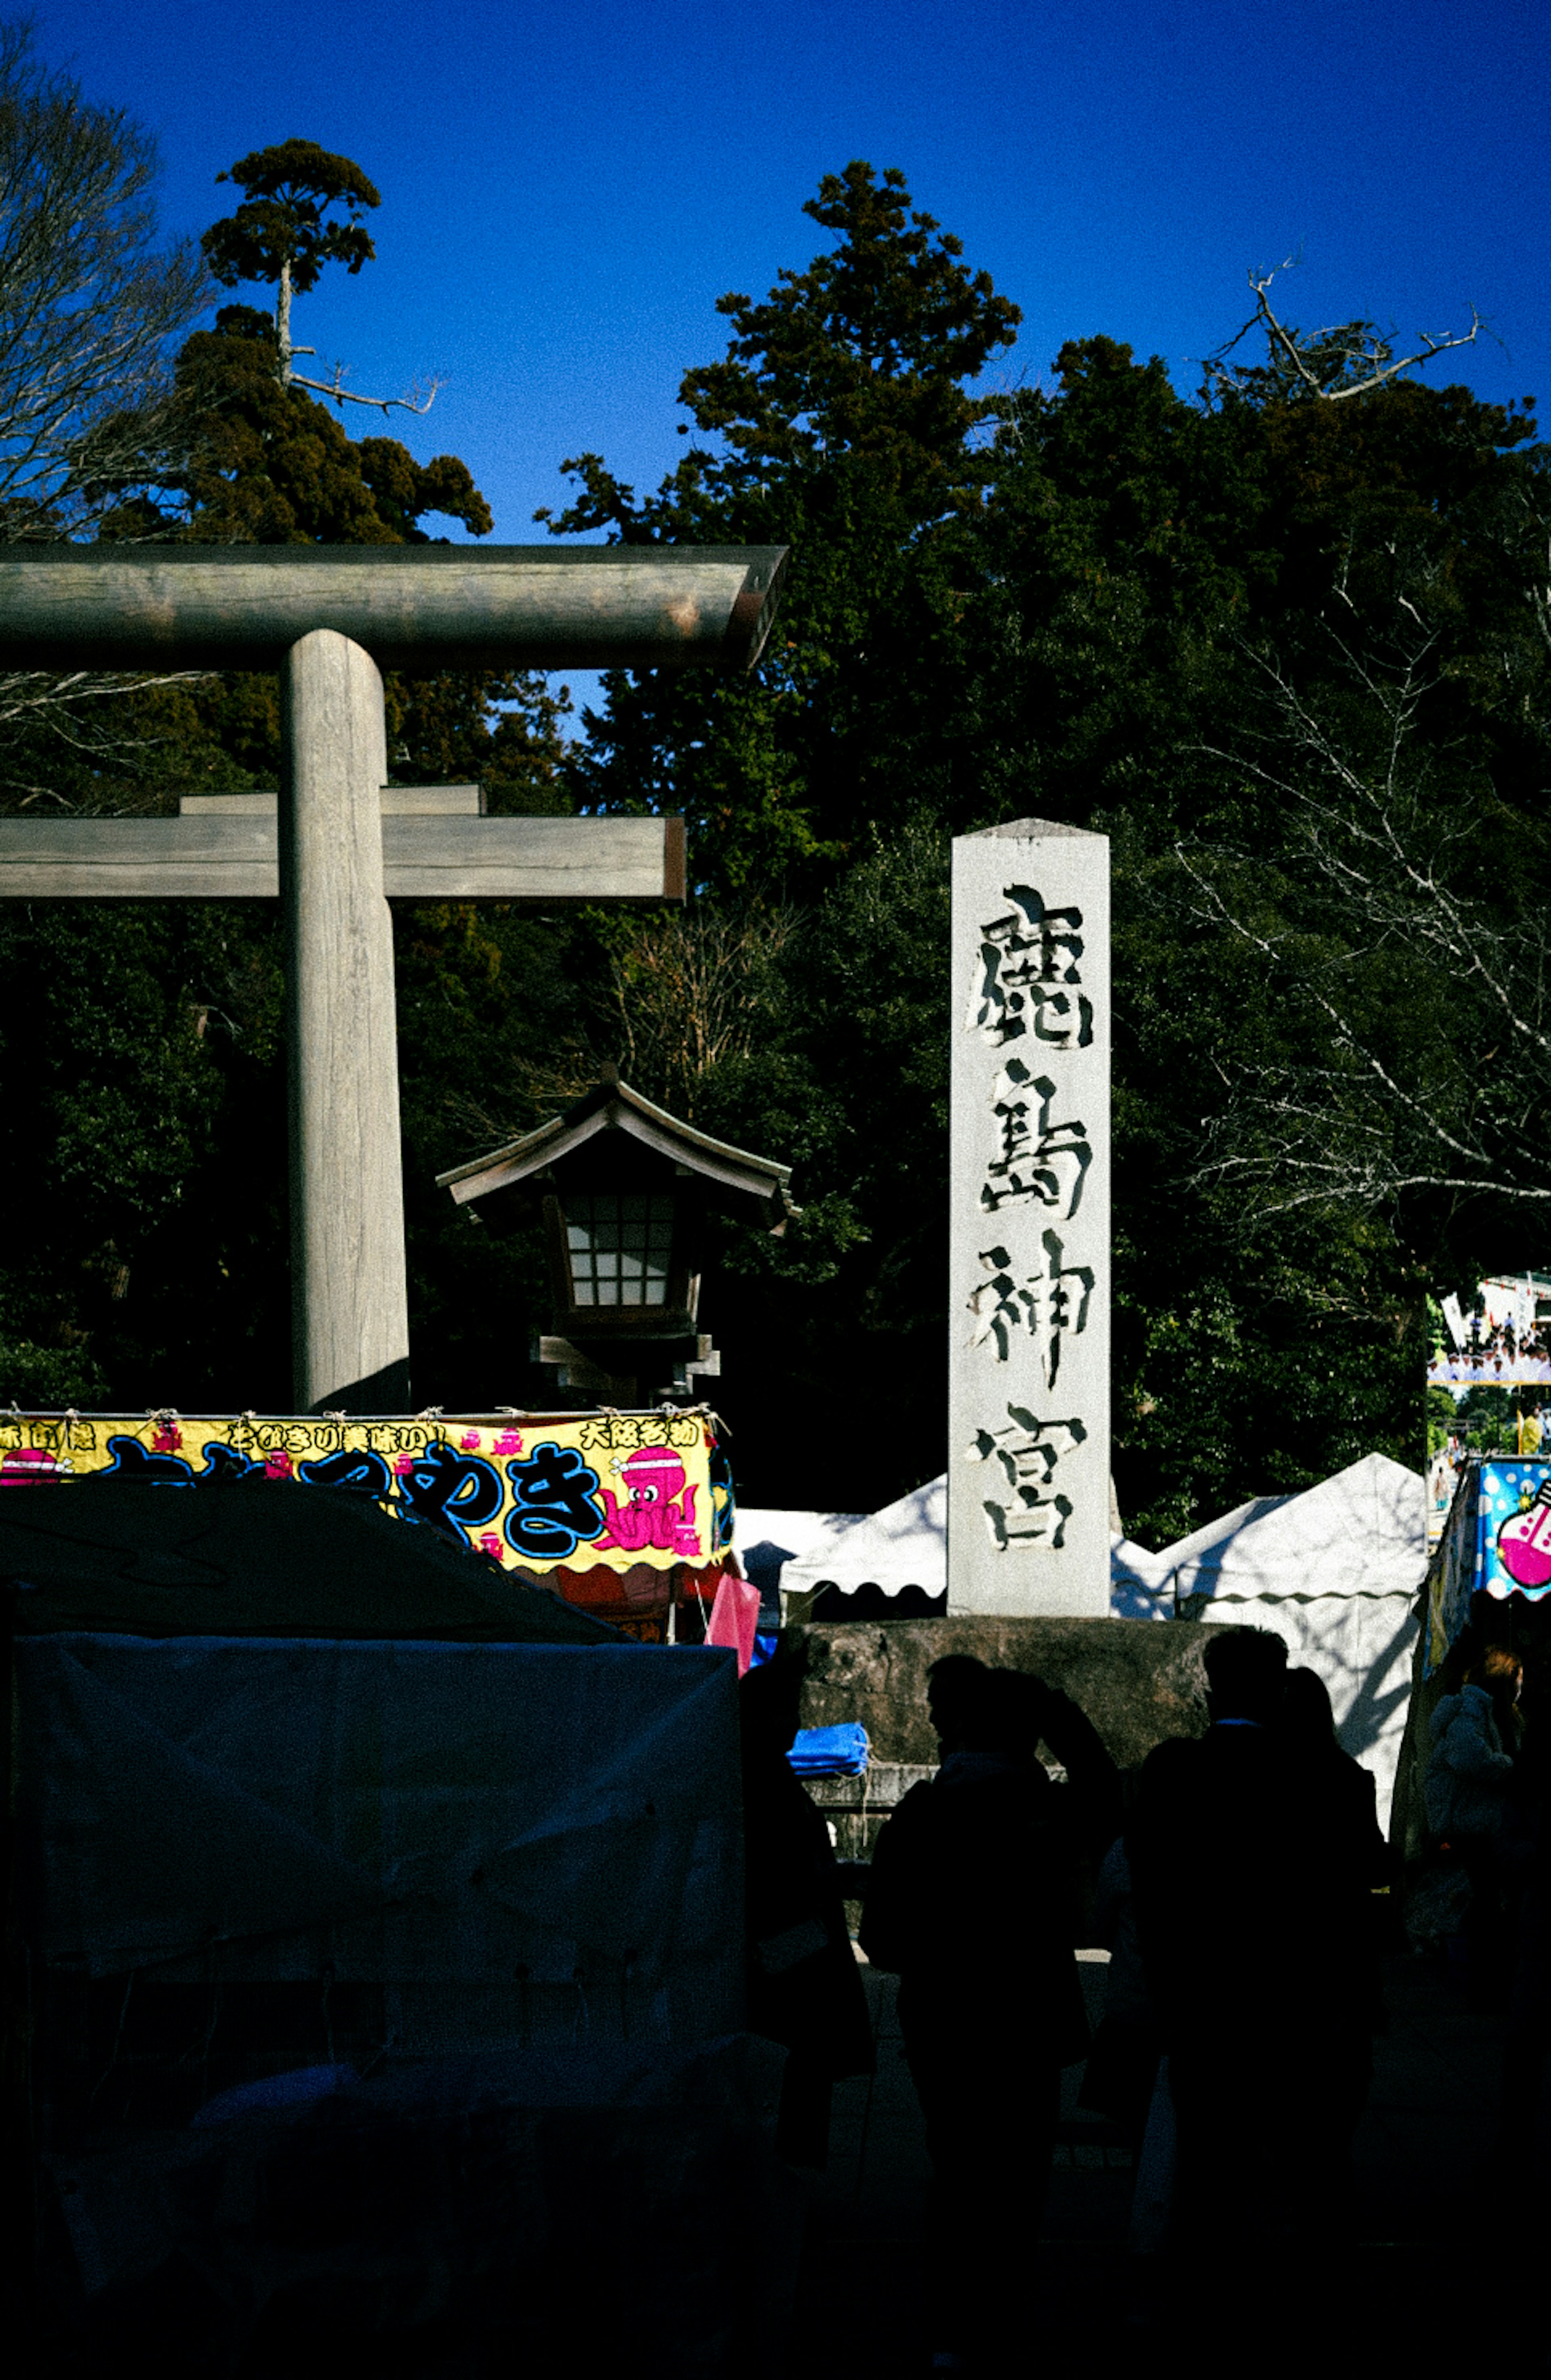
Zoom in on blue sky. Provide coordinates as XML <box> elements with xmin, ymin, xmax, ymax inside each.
<box><xmin>36</xmin><ymin>0</ymin><xmax>1551</xmax><ymax>551</ymax></box>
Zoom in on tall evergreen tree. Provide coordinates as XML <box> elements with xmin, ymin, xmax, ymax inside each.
<box><xmin>540</xmin><ymin>161</ymin><xmax>1021</xmax><ymax>895</ymax></box>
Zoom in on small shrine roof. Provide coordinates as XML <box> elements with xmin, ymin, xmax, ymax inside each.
<box><xmin>436</xmin><ymin>1067</ymin><xmax>796</xmax><ymax>1231</ymax></box>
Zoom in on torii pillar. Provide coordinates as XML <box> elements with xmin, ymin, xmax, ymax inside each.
<box><xmin>0</xmin><ymin>546</ymin><xmax>786</xmax><ymax>1409</ymax></box>
<box><xmin>283</xmin><ymin>629</ymin><xmax>403</xmax><ymax>1408</ymax></box>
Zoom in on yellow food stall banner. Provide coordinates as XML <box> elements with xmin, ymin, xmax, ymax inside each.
<box><xmin>0</xmin><ymin>1410</ymin><xmax>732</xmax><ymax>1578</ymax></box>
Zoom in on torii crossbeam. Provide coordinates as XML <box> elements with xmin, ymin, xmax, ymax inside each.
<box><xmin>0</xmin><ymin>545</ymin><xmax>786</xmax><ymax>1410</ymax></box>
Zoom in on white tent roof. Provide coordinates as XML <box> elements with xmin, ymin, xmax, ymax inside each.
<box><xmin>780</xmin><ymin>1475</ymin><xmax>947</xmax><ymax>1599</ymax></box>
<box><xmin>1109</xmin><ymin>1536</ymin><xmax>1175</xmax><ymax>1618</ymax></box>
<box><xmin>746</xmin><ymin>1451</ymin><xmax>1425</xmax><ymax>1613</ymax></box>
<box><xmin>1157</xmin><ymin>1453</ymin><xmax>1426</xmax><ymax>1602</ymax></box>
<box><xmin>732</xmin><ymin>1506</ymin><xmax>867</xmax><ymax>1598</ymax></box>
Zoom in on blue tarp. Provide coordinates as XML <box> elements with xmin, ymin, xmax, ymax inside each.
<box><xmin>17</xmin><ymin>1635</ymin><xmax>744</xmax><ymax>2033</ymax></box>
<box><xmin>786</xmin><ymin>1723</ymin><xmax>869</xmax><ymax>1779</ymax></box>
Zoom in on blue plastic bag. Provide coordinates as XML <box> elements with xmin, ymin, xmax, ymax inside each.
<box><xmin>786</xmin><ymin>1722</ymin><xmax>869</xmax><ymax>1778</ymax></box>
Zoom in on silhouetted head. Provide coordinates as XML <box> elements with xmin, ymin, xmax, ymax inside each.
<box><xmin>975</xmin><ymin>1668</ymin><xmax>1050</xmax><ymax>1763</ymax></box>
<box><xmin>926</xmin><ymin>1655</ymin><xmax>993</xmax><ymax>1756</ymax></box>
<box><xmin>1203</xmin><ymin>1627</ymin><xmax>1288</xmax><ymax>1726</ymax></box>
<box><xmin>1465</xmin><ymin>1646</ymin><xmax>1522</xmax><ymax>1709</ymax></box>
<box><xmin>1281</xmin><ymin>1666</ymin><xmax>1336</xmax><ymax>1745</ymax></box>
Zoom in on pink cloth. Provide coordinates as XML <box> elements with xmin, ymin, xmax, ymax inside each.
<box><xmin>704</xmin><ymin>1571</ymin><xmax>761</xmax><ymax>1675</ymax></box>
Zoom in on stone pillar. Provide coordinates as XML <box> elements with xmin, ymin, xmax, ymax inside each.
<box><xmin>948</xmin><ymin>821</ymin><xmax>1110</xmax><ymax>1615</ymax></box>
<box><xmin>281</xmin><ymin>630</ymin><xmax>410</xmax><ymax>1410</ymax></box>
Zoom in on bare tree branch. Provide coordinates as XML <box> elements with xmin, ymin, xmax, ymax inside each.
<box><xmin>603</xmin><ymin>902</ymin><xmax>803</xmax><ymax>1118</ymax></box>
<box><xmin>1177</xmin><ymin>609</ymin><xmax>1549</xmax><ymax>1220</ymax></box>
<box><xmin>1209</xmin><ymin>259</ymin><xmax>1484</xmax><ymax>402</ymax></box>
<box><xmin>286</xmin><ymin>347</ymin><xmax>440</xmax><ymax>417</ymax></box>
<box><xmin>0</xmin><ymin>25</ymin><xmax>207</xmax><ymax>535</ymax></box>
<box><xmin>0</xmin><ymin>26</ymin><xmax>213</xmax><ymax>800</ymax></box>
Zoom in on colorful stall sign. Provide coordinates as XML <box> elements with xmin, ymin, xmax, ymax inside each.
<box><xmin>0</xmin><ymin>1409</ymin><xmax>734</xmax><ymax>1582</ymax></box>
<box><xmin>1424</xmin><ymin>1456</ymin><xmax>1551</xmax><ymax>1676</ymax></box>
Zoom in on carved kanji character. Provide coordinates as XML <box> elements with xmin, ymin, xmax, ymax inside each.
<box><xmin>967</xmin><ymin>884</ymin><xmax>1094</xmax><ymax>1048</ymax></box>
<box><xmin>982</xmin><ymin>1061</ymin><xmax>1092</xmax><ymax>1219</ymax></box>
<box><xmin>965</xmin><ymin>1230</ymin><xmax>1095</xmax><ymax>1385</ymax></box>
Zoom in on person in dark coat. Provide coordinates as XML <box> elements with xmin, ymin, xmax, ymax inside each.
<box><xmin>739</xmin><ymin>1653</ymin><xmax>873</xmax><ymax>2168</ymax></box>
<box><xmin>859</xmin><ymin>1657</ymin><xmax>1091</xmax><ymax>2371</ymax></box>
<box><xmin>1129</xmin><ymin>1629</ymin><xmax>1384</xmax><ymax>2282</ymax></box>
<box><xmin>1278</xmin><ymin>1663</ymin><xmax>1394</xmax><ymax>2024</ymax></box>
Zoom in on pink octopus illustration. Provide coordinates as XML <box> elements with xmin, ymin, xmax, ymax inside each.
<box><xmin>595</xmin><ymin>1443</ymin><xmax>701</xmax><ymax>1557</ymax></box>
<box><xmin>0</xmin><ymin>1446</ymin><xmax>72</xmax><ymax>1484</ymax></box>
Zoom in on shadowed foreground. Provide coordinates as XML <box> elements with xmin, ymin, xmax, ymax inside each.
<box><xmin>784</xmin><ymin>1945</ymin><xmax>1540</xmax><ymax>2376</ymax></box>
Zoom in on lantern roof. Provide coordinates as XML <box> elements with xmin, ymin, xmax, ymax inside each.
<box><xmin>436</xmin><ymin>1065</ymin><xmax>797</xmax><ymax>1233</ymax></box>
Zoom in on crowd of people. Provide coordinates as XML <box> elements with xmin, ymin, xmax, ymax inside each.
<box><xmin>738</xmin><ymin>1627</ymin><xmax>1547</xmax><ymax>2375</ymax></box>
<box><xmin>1430</xmin><ymin>1313</ymin><xmax>1551</xmax><ymax>1384</ymax></box>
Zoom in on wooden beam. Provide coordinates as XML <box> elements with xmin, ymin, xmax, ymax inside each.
<box><xmin>381</xmin><ymin>816</ymin><xmax>679</xmax><ymax>902</ymax></box>
<box><xmin>178</xmin><ymin>786</ymin><xmax>485</xmax><ymax>816</ymax></box>
<box><xmin>0</xmin><ymin>545</ymin><xmax>788</xmax><ymax>673</ymax></box>
<box><xmin>0</xmin><ymin>812</ymin><xmax>685</xmax><ymax>904</ymax></box>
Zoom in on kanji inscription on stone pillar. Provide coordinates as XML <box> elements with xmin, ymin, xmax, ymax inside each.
<box><xmin>948</xmin><ymin>820</ymin><xmax>1111</xmax><ymax>1616</ymax></box>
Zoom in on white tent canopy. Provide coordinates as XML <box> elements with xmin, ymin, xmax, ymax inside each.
<box><xmin>754</xmin><ymin>1477</ymin><xmax>1168</xmax><ymax>1613</ymax></box>
<box><xmin>777</xmin><ymin>1475</ymin><xmax>947</xmax><ymax>1605</ymax></box>
<box><xmin>732</xmin><ymin>1505</ymin><xmax>867</xmax><ymax>1606</ymax></box>
<box><xmin>1164</xmin><ymin>1454</ymin><xmax>1425</xmax><ymax>1603</ymax></box>
<box><xmin>1108</xmin><ymin>1535</ymin><xmax>1175</xmax><ymax>1619</ymax></box>
<box><xmin>1145</xmin><ymin>1453</ymin><xmax>1426</xmax><ymax>1824</ymax></box>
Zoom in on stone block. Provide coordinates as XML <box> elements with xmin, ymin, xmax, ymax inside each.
<box><xmin>790</xmin><ymin>1615</ymin><xmax>1238</xmax><ymax>1773</ymax></box>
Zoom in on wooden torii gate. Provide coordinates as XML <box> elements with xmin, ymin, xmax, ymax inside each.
<box><xmin>0</xmin><ymin>544</ymin><xmax>786</xmax><ymax>1410</ymax></box>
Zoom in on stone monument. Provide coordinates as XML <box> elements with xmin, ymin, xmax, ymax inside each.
<box><xmin>948</xmin><ymin>819</ymin><xmax>1111</xmax><ymax>1616</ymax></box>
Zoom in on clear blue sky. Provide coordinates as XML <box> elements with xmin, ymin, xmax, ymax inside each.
<box><xmin>37</xmin><ymin>0</ymin><xmax>1551</xmax><ymax>549</ymax></box>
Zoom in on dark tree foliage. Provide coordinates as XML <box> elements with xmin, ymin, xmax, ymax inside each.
<box><xmin>4</xmin><ymin>144</ymin><xmax>1547</xmax><ymax>1551</ymax></box>
<box><xmin>523</xmin><ymin>174</ymin><xmax>1548</xmax><ymax>1535</ymax></box>
<box><xmin>539</xmin><ymin>162</ymin><xmax>1021</xmax><ymax>895</ymax></box>
<box><xmin>201</xmin><ymin>139</ymin><xmax>379</xmax><ymax>300</ymax></box>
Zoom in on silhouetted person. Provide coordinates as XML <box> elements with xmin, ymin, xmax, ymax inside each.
<box><xmin>1279</xmin><ymin>1663</ymin><xmax>1337</xmax><ymax>1747</ymax></box>
<box><xmin>1427</xmin><ymin>1645</ymin><xmax>1525</xmax><ymax>1997</ymax></box>
<box><xmin>1427</xmin><ymin>1646</ymin><xmax>1522</xmax><ymax>1857</ymax></box>
<box><xmin>1280</xmin><ymin>1665</ymin><xmax>1390</xmax><ymax>1880</ymax></box>
<box><xmin>860</xmin><ymin>1657</ymin><xmax>1089</xmax><ymax>2371</ymax></box>
<box><xmin>1280</xmin><ymin>1664</ymin><xmax>1393</xmax><ymax>2012</ymax></box>
<box><xmin>1129</xmin><ymin>1628</ymin><xmax>1382</xmax><ymax>2296</ymax></box>
<box><xmin>739</xmin><ymin>1653</ymin><xmax>873</xmax><ymax>2167</ymax></box>
<box><xmin>1078</xmin><ymin>1831</ymin><xmax>1163</xmax><ymax>2157</ymax></box>
<box><xmin>1021</xmin><ymin>1667</ymin><xmax>1122</xmax><ymax>1856</ymax></box>
<box><xmin>1495</xmin><ymin>1650</ymin><xmax>1549</xmax><ymax>2189</ymax></box>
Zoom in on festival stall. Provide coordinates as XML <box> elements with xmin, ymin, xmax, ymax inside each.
<box><xmin>1423</xmin><ymin>1454</ymin><xmax>1551</xmax><ymax>1678</ymax></box>
<box><xmin>2</xmin><ymin>1439</ymin><xmax>781</xmax><ymax>2368</ymax></box>
<box><xmin>0</xmin><ymin>1405</ymin><xmax>734</xmax><ymax>1639</ymax></box>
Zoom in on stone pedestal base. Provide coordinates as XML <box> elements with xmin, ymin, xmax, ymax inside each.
<box><xmin>791</xmin><ymin>1614</ymin><xmax>1236</xmax><ymax>1774</ymax></box>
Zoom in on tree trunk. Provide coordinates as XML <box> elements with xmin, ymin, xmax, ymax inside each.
<box><xmin>276</xmin><ymin>257</ymin><xmax>292</xmax><ymax>384</ymax></box>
